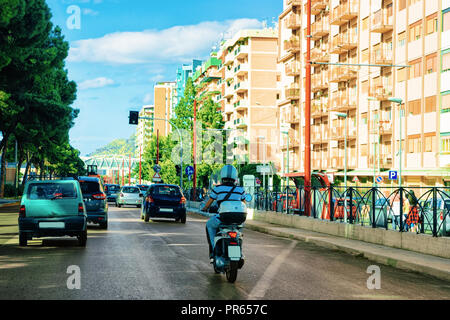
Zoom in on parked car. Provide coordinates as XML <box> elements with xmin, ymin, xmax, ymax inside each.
<box><xmin>18</xmin><ymin>179</ymin><xmax>87</xmax><ymax>247</ymax></box>
<box><xmin>421</xmin><ymin>199</ymin><xmax>450</xmax><ymax>235</ymax></box>
<box><xmin>79</xmin><ymin>176</ymin><xmax>108</xmax><ymax>229</ymax></box>
<box><xmin>142</xmin><ymin>184</ymin><xmax>186</xmax><ymax>223</ymax></box>
<box><xmin>104</xmin><ymin>184</ymin><xmax>121</xmax><ymax>202</ymax></box>
<box><xmin>117</xmin><ymin>186</ymin><xmax>143</xmax><ymax>208</ymax></box>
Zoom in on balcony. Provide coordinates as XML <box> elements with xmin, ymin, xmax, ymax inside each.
<box><xmin>234</xmin><ymin>117</ymin><xmax>248</xmax><ymax>129</ymax></box>
<box><xmin>284</xmin><ymin>36</ymin><xmax>301</xmax><ymax>54</ymax></box>
<box><xmin>285</xmin><ymin>61</ymin><xmax>301</xmax><ymax>76</ymax></box>
<box><xmin>234</xmin><ymin>100</ymin><xmax>249</xmax><ymax>111</ymax></box>
<box><xmin>370</xmin><ymin>9</ymin><xmax>393</xmax><ymax>33</ymax></box>
<box><xmin>312</xmin><ymin>71</ymin><xmax>329</xmax><ymax>92</ymax></box>
<box><xmin>287</xmin><ymin>105</ymin><xmax>300</xmax><ymax>124</ymax></box>
<box><xmin>287</xmin><ymin>0</ymin><xmax>302</xmax><ymax>8</ymax></box>
<box><xmin>330</xmin><ymin>65</ymin><xmax>357</xmax><ymax>82</ymax></box>
<box><xmin>234</xmin><ymin>45</ymin><xmax>249</xmax><ymax>59</ymax></box>
<box><xmin>224</xmin><ymin>53</ymin><xmax>234</xmax><ymax>66</ymax></box>
<box><xmin>311</xmin><ymin>0</ymin><xmax>329</xmax><ymax>15</ymax></box>
<box><xmin>285</xmin><ymin>86</ymin><xmax>300</xmax><ymax>100</ymax></box>
<box><xmin>330</xmin><ymin>0</ymin><xmax>358</xmax><ymax>25</ymax></box>
<box><xmin>312</xmin><ymin>98</ymin><xmax>328</xmax><ymax>118</ymax></box>
<box><xmin>234</xmin><ymin>81</ymin><xmax>248</xmax><ymax>93</ymax></box>
<box><xmin>311</xmin><ymin>16</ymin><xmax>330</xmax><ymax>39</ymax></box>
<box><xmin>311</xmin><ymin>44</ymin><xmax>330</xmax><ymax>63</ymax></box>
<box><xmin>330</xmin><ymin>90</ymin><xmax>357</xmax><ymax>111</ymax></box>
<box><xmin>381</xmin><ymin>154</ymin><xmax>393</xmax><ymax>168</ymax></box>
<box><xmin>234</xmin><ymin>63</ymin><xmax>249</xmax><ymax>76</ymax></box>
<box><xmin>379</xmin><ymin>121</ymin><xmax>393</xmax><ymax>135</ymax></box>
<box><xmin>370</xmin><ymin>79</ymin><xmax>393</xmax><ymax>101</ymax></box>
<box><xmin>330</xmin><ymin>30</ymin><xmax>357</xmax><ymax>54</ymax></box>
<box><xmin>371</xmin><ymin>45</ymin><xmax>393</xmax><ymax>65</ymax></box>
<box><xmin>331</xmin><ymin>157</ymin><xmax>344</xmax><ymax>169</ymax></box>
<box><xmin>286</xmin><ymin>14</ymin><xmax>301</xmax><ymax>29</ymax></box>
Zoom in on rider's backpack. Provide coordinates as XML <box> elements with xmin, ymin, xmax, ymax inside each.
<box><xmin>218</xmin><ymin>186</ymin><xmax>247</xmax><ymax>224</ymax></box>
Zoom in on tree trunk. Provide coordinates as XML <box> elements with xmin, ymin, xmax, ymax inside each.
<box><xmin>22</xmin><ymin>155</ymin><xmax>31</xmax><ymax>187</ymax></box>
<box><xmin>0</xmin><ymin>136</ymin><xmax>9</xmax><ymax>198</ymax></box>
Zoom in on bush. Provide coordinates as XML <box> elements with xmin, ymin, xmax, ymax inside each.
<box><xmin>4</xmin><ymin>184</ymin><xmax>17</xmax><ymax>197</ymax></box>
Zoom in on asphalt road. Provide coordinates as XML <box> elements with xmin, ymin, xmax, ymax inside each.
<box><xmin>1</xmin><ymin>205</ymin><xmax>450</xmax><ymax>300</ymax></box>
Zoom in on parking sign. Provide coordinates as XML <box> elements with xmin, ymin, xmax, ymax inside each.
<box><xmin>388</xmin><ymin>171</ymin><xmax>398</xmax><ymax>180</ymax></box>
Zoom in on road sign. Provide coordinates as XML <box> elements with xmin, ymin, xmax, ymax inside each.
<box><xmin>352</xmin><ymin>176</ymin><xmax>359</xmax><ymax>183</ymax></box>
<box><xmin>185</xmin><ymin>166</ymin><xmax>194</xmax><ymax>176</ymax></box>
<box><xmin>388</xmin><ymin>171</ymin><xmax>398</xmax><ymax>180</ymax></box>
<box><xmin>153</xmin><ymin>164</ymin><xmax>161</xmax><ymax>173</ymax></box>
<box><xmin>152</xmin><ymin>172</ymin><xmax>162</xmax><ymax>182</ymax></box>
<box><xmin>255</xmin><ymin>178</ymin><xmax>261</xmax><ymax>185</ymax></box>
<box><xmin>257</xmin><ymin>165</ymin><xmax>272</xmax><ymax>174</ymax></box>
<box><xmin>376</xmin><ymin>176</ymin><xmax>384</xmax><ymax>184</ymax></box>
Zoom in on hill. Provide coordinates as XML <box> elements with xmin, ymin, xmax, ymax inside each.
<box><xmin>87</xmin><ymin>135</ymin><xmax>136</xmax><ymax>157</ymax></box>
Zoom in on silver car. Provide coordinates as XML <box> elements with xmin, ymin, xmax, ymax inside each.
<box><xmin>116</xmin><ymin>186</ymin><xmax>143</xmax><ymax>208</ymax></box>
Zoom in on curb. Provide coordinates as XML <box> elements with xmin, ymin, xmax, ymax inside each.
<box><xmin>188</xmin><ymin>208</ymin><xmax>450</xmax><ymax>282</ymax></box>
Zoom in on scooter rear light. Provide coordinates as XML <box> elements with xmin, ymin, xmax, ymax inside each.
<box><xmin>228</xmin><ymin>231</ymin><xmax>238</xmax><ymax>239</ymax></box>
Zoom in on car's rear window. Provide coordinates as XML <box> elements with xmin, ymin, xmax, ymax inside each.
<box><xmin>122</xmin><ymin>187</ymin><xmax>140</xmax><ymax>193</ymax></box>
<box><xmin>27</xmin><ymin>183</ymin><xmax>77</xmax><ymax>200</ymax></box>
<box><xmin>106</xmin><ymin>185</ymin><xmax>121</xmax><ymax>192</ymax></box>
<box><xmin>152</xmin><ymin>185</ymin><xmax>181</xmax><ymax>196</ymax></box>
<box><xmin>79</xmin><ymin>181</ymin><xmax>101</xmax><ymax>194</ymax></box>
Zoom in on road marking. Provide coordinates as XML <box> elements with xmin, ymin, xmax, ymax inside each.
<box><xmin>248</xmin><ymin>240</ymin><xmax>298</xmax><ymax>300</ymax></box>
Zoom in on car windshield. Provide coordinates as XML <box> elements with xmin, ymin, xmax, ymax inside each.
<box><xmin>27</xmin><ymin>183</ymin><xmax>77</xmax><ymax>200</ymax></box>
<box><xmin>122</xmin><ymin>187</ymin><xmax>140</xmax><ymax>194</ymax></box>
<box><xmin>79</xmin><ymin>181</ymin><xmax>101</xmax><ymax>194</ymax></box>
<box><xmin>106</xmin><ymin>185</ymin><xmax>121</xmax><ymax>192</ymax></box>
<box><xmin>153</xmin><ymin>185</ymin><xmax>181</xmax><ymax>196</ymax></box>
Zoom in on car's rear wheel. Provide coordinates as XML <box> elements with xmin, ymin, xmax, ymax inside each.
<box><xmin>100</xmin><ymin>221</ymin><xmax>108</xmax><ymax>229</ymax></box>
<box><xmin>19</xmin><ymin>232</ymin><xmax>27</xmax><ymax>247</ymax></box>
<box><xmin>180</xmin><ymin>215</ymin><xmax>186</xmax><ymax>224</ymax></box>
<box><xmin>78</xmin><ymin>230</ymin><xmax>87</xmax><ymax>247</ymax></box>
<box><xmin>144</xmin><ymin>213</ymin><xmax>150</xmax><ymax>222</ymax></box>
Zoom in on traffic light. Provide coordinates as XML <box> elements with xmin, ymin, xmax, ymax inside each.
<box><xmin>175</xmin><ymin>165</ymin><xmax>181</xmax><ymax>177</ymax></box>
<box><xmin>129</xmin><ymin>111</ymin><xmax>139</xmax><ymax>125</ymax></box>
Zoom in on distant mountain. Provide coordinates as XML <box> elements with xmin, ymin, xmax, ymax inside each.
<box><xmin>87</xmin><ymin>135</ymin><xmax>136</xmax><ymax>157</ymax></box>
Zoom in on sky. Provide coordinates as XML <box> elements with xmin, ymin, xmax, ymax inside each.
<box><xmin>45</xmin><ymin>0</ymin><xmax>283</xmax><ymax>156</ymax></box>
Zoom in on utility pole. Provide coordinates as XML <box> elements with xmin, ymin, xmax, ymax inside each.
<box><xmin>193</xmin><ymin>99</ymin><xmax>197</xmax><ymax>201</ymax></box>
<box><xmin>304</xmin><ymin>0</ymin><xmax>312</xmax><ymax>216</ymax></box>
<box><xmin>139</xmin><ymin>146</ymin><xmax>142</xmax><ymax>185</ymax></box>
<box><xmin>128</xmin><ymin>154</ymin><xmax>131</xmax><ymax>185</ymax></box>
<box><xmin>156</xmin><ymin>129</ymin><xmax>159</xmax><ymax>164</ymax></box>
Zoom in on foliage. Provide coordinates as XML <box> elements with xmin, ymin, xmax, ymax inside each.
<box><xmin>88</xmin><ymin>135</ymin><xmax>136</xmax><ymax>157</ymax></box>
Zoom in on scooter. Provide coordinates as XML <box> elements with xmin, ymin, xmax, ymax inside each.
<box><xmin>211</xmin><ymin>200</ymin><xmax>248</xmax><ymax>283</ymax></box>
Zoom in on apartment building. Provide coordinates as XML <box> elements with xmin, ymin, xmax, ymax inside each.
<box><xmin>154</xmin><ymin>81</ymin><xmax>176</xmax><ymax>137</ymax></box>
<box><xmin>218</xmin><ymin>29</ymin><xmax>280</xmax><ymax>166</ymax></box>
<box><xmin>176</xmin><ymin>60</ymin><xmax>202</xmax><ymax>105</ymax></box>
<box><xmin>192</xmin><ymin>53</ymin><xmax>222</xmax><ymax>107</ymax></box>
<box><xmin>277</xmin><ymin>0</ymin><xmax>450</xmax><ymax>187</ymax></box>
<box><xmin>135</xmin><ymin>105</ymin><xmax>155</xmax><ymax>156</ymax></box>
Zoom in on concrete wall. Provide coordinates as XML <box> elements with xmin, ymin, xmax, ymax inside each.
<box><xmin>253</xmin><ymin>210</ymin><xmax>450</xmax><ymax>259</ymax></box>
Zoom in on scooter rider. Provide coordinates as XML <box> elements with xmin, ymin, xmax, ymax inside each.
<box><xmin>201</xmin><ymin>165</ymin><xmax>246</xmax><ymax>262</ymax></box>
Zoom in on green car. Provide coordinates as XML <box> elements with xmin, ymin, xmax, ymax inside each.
<box><xmin>18</xmin><ymin>179</ymin><xmax>88</xmax><ymax>247</ymax></box>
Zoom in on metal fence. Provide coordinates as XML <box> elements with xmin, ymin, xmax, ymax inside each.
<box><xmin>254</xmin><ymin>186</ymin><xmax>450</xmax><ymax>237</ymax></box>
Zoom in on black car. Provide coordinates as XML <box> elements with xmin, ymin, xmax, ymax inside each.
<box><xmin>78</xmin><ymin>177</ymin><xmax>108</xmax><ymax>229</ymax></box>
<box><xmin>105</xmin><ymin>184</ymin><xmax>121</xmax><ymax>202</ymax></box>
<box><xmin>142</xmin><ymin>184</ymin><xmax>186</xmax><ymax>223</ymax></box>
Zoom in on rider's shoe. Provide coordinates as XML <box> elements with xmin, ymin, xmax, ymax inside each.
<box><xmin>238</xmin><ymin>258</ymin><xmax>245</xmax><ymax>269</ymax></box>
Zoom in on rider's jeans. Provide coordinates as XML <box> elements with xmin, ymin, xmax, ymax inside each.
<box><xmin>206</xmin><ymin>214</ymin><xmax>222</xmax><ymax>250</ymax></box>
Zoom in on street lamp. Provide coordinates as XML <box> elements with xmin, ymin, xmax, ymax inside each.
<box><xmin>334</xmin><ymin>112</ymin><xmax>348</xmax><ymax>223</ymax></box>
<box><xmin>368</xmin><ymin>97</ymin><xmax>381</xmax><ymax>187</ymax></box>
<box><xmin>388</xmin><ymin>98</ymin><xmax>403</xmax><ymax>187</ymax></box>
<box><xmin>281</xmin><ymin>124</ymin><xmax>290</xmax><ymax>214</ymax></box>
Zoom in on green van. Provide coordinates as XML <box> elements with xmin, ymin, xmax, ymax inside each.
<box><xmin>18</xmin><ymin>179</ymin><xmax>88</xmax><ymax>247</ymax></box>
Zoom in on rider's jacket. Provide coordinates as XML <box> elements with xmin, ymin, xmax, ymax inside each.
<box><xmin>209</xmin><ymin>184</ymin><xmax>246</xmax><ymax>205</ymax></box>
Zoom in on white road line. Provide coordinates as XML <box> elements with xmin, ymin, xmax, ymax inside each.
<box><xmin>248</xmin><ymin>240</ymin><xmax>298</xmax><ymax>300</ymax></box>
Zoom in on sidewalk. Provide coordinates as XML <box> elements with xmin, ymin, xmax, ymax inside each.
<box><xmin>0</xmin><ymin>201</ymin><xmax>19</xmax><ymax>246</ymax></box>
<box><xmin>188</xmin><ymin>207</ymin><xmax>450</xmax><ymax>282</ymax></box>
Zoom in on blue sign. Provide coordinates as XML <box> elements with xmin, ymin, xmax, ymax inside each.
<box><xmin>388</xmin><ymin>171</ymin><xmax>398</xmax><ymax>180</ymax></box>
<box><xmin>376</xmin><ymin>176</ymin><xmax>383</xmax><ymax>184</ymax></box>
<box><xmin>185</xmin><ymin>166</ymin><xmax>194</xmax><ymax>176</ymax></box>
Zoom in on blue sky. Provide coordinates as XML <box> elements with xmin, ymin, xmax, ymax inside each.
<box><xmin>45</xmin><ymin>0</ymin><xmax>282</xmax><ymax>156</ymax></box>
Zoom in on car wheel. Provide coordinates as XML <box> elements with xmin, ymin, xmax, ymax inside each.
<box><xmin>78</xmin><ymin>230</ymin><xmax>87</xmax><ymax>247</ymax></box>
<box><xmin>100</xmin><ymin>221</ymin><xmax>108</xmax><ymax>230</ymax></box>
<box><xmin>19</xmin><ymin>232</ymin><xmax>27</xmax><ymax>247</ymax></box>
<box><xmin>180</xmin><ymin>215</ymin><xmax>186</xmax><ymax>224</ymax></box>
<box><xmin>137</xmin><ymin>204</ymin><xmax>141</xmax><ymax>208</ymax></box>
<box><xmin>144</xmin><ymin>213</ymin><xmax>150</xmax><ymax>222</ymax></box>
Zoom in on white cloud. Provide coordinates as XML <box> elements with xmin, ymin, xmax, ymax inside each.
<box><xmin>83</xmin><ymin>8</ymin><xmax>99</xmax><ymax>16</ymax></box>
<box><xmin>78</xmin><ymin>77</ymin><xmax>115</xmax><ymax>90</ymax></box>
<box><xmin>143</xmin><ymin>93</ymin><xmax>152</xmax><ymax>104</ymax></box>
<box><xmin>68</xmin><ymin>18</ymin><xmax>263</xmax><ymax>64</ymax></box>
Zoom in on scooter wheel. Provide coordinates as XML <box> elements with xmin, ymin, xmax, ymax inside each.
<box><xmin>226</xmin><ymin>261</ymin><xmax>238</xmax><ymax>283</ymax></box>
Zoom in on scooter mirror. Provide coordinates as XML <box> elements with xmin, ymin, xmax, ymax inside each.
<box><xmin>245</xmin><ymin>194</ymin><xmax>253</xmax><ymax>202</ymax></box>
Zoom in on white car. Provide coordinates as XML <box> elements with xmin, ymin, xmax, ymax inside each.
<box><xmin>116</xmin><ymin>186</ymin><xmax>143</xmax><ymax>208</ymax></box>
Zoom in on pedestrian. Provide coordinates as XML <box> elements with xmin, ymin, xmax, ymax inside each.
<box><xmin>405</xmin><ymin>191</ymin><xmax>420</xmax><ymax>233</ymax></box>
<box><xmin>391</xmin><ymin>195</ymin><xmax>401</xmax><ymax>231</ymax></box>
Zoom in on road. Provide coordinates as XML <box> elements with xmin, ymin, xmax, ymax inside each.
<box><xmin>1</xmin><ymin>205</ymin><xmax>450</xmax><ymax>300</ymax></box>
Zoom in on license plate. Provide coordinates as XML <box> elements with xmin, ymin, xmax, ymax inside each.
<box><xmin>160</xmin><ymin>208</ymin><xmax>173</xmax><ymax>212</ymax></box>
<box><xmin>228</xmin><ymin>246</ymin><xmax>241</xmax><ymax>259</ymax></box>
<box><xmin>39</xmin><ymin>222</ymin><xmax>65</xmax><ymax>229</ymax></box>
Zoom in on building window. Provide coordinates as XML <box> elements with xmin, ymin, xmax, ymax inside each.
<box><xmin>425</xmin><ymin>53</ymin><xmax>437</xmax><ymax>74</ymax></box>
<box><xmin>442</xmin><ymin>92</ymin><xmax>450</xmax><ymax>113</ymax></box>
<box><xmin>362</xmin><ymin>17</ymin><xmax>368</xmax><ymax>31</ymax></box>
<box><xmin>397</xmin><ymin>67</ymin><xmax>407</xmax><ymax>82</ymax></box>
<box><xmin>398</xmin><ymin>32</ymin><xmax>406</xmax><ymax>47</ymax></box>
<box><xmin>408</xmin><ymin>136</ymin><xmax>421</xmax><ymax>153</ymax></box>
<box><xmin>442</xmin><ymin>51</ymin><xmax>450</xmax><ymax>72</ymax></box>
<box><xmin>408</xmin><ymin>99</ymin><xmax>421</xmax><ymax>115</ymax></box>
<box><xmin>442</xmin><ymin>136</ymin><xmax>450</xmax><ymax>154</ymax></box>
<box><xmin>361</xmin><ymin>144</ymin><xmax>368</xmax><ymax>157</ymax></box>
<box><xmin>425</xmin><ymin>96</ymin><xmax>436</xmax><ymax>113</ymax></box>
<box><xmin>426</xmin><ymin>14</ymin><xmax>438</xmax><ymax>35</ymax></box>
<box><xmin>409</xmin><ymin>21</ymin><xmax>422</xmax><ymax>43</ymax></box>
<box><xmin>409</xmin><ymin>59</ymin><xmax>422</xmax><ymax>79</ymax></box>
<box><xmin>398</xmin><ymin>0</ymin><xmax>406</xmax><ymax>11</ymax></box>
<box><xmin>424</xmin><ymin>134</ymin><xmax>436</xmax><ymax>152</ymax></box>
<box><xmin>408</xmin><ymin>0</ymin><xmax>420</xmax><ymax>5</ymax></box>
<box><xmin>443</xmin><ymin>10</ymin><xmax>450</xmax><ymax>32</ymax></box>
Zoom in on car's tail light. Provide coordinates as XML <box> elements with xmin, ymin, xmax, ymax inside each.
<box><xmin>440</xmin><ymin>211</ymin><xmax>444</xmax><ymax>221</ymax></box>
<box><xmin>19</xmin><ymin>205</ymin><xmax>26</xmax><ymax>218</ymax></box>
<box><xmin>78</xmin><ymin>203</ymin><xmax>84</xmax><ymax>213</ymax></box>
<box><xmin>120</xmin><ymin>193</ymin><xmax>124</xmax><ymax>198</ymax></box>
<box><xmin>180</xmin><ymin>196</ymin><xmax>186</xmax><ymax>204</ymax></box>
<box><xmin>92</xmin><ymin>193</ymin><xmax>106</xmax><ymax>200</ymax></box>
<box><xmin>228</xmin><ymin>231</ymin><xmax>238</xmax><ymax>239</ymax></box>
